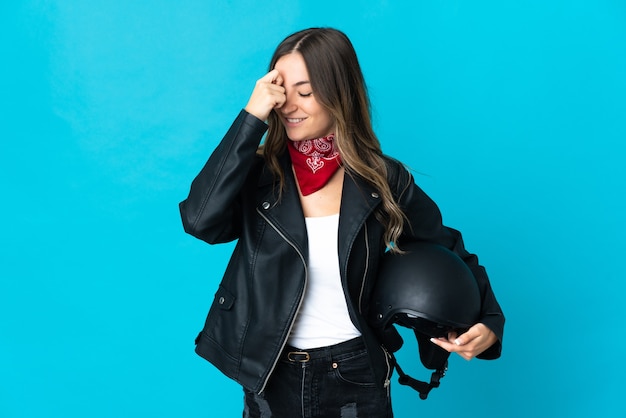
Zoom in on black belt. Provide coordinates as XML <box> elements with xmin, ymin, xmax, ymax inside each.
<box><xmin>282</xmin><ymin>337</ymin><xmax>365</xmax><ymax>363</ymax></box>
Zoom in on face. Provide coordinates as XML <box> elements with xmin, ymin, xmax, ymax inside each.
<box><xmin>274</xmin><ymin>52</ymin><xmax>334</xmax><ymax>142</ymax></box>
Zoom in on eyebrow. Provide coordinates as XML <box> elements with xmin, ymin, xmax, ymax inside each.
<box><xmin>293</xmin><ymin>81</ymin><xmax>311</xmax><ymax>87</ymax></box>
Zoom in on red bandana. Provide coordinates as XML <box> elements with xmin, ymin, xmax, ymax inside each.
<box><xmin>287</xmin><ymin>135</ymin><xmax>342</xmax><ymax>196</ymax></box>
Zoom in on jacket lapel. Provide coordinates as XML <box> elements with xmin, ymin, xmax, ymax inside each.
<box><xmin>337</xmin><ymin>172</ymin><xmax>382</xmax><ymax>274</ymax></box>
<box><xmin>256</xmin><ymin>154</ymin><xmax>308</xmax><ymax>258</ymax></box>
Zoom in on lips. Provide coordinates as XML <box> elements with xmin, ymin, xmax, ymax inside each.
<box><xmin>286</xmin><ymin>117</ymin><xmax>307</xmax><ymax>124</ymax></box>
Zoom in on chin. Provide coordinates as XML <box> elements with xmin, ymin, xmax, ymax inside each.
<box><xmin>286</xmin><ymin>130</ymin><xmax>330</xmax><ymax>142</ymax></box>
<box><xmin>285</xmin><ymin>131</ymin><xmax>309</xmax><ymax>142</ymax></box>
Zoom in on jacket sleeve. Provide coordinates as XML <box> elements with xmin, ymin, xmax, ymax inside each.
<box><xmin>391</xmin><ymin>161</ymin><xmax>505</xmax><ymax>359</ymax></box>
<box><xmin>179</xmin><ymin>110</ymin><xmax>268</xmax><ymax>244</ymax></box>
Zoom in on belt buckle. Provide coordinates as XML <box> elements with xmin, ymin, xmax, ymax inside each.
<box><xmin>287</xmin><ymin>351</ymin><xmax>311</xmax><ymax>363</ymax></box>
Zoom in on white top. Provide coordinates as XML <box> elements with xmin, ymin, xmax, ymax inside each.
<box><xmin>287</xmin><ymin>214</ymin><xmax>362</xmax><ymax>349</ymax></box>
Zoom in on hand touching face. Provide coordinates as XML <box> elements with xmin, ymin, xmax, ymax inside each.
<box><xmin>244</xmin><ymin>69</ymin><xmax>286</xmax><ymax>121</ymax></box>
<box><xmin>245</xmin><ymin>52</ymin><xmax>334</xmax><ymax>141</ymax></box>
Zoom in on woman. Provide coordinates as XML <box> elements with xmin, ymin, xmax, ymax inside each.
<box><xmin>180</xmin><ymin>27</ymin><xmax>504</xmax><ymax>418</ymax></box>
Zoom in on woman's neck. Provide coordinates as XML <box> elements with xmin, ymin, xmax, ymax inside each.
<box><xmin>295</xmin><ymin>166</ymin><xmax>345</xmax><ymax>218</ymax></box>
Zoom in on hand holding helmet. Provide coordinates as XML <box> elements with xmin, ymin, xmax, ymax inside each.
<box><xmin>430</xmin><ymin>322</ymin><xmax>497</xmax><ymax>361</ymax></box>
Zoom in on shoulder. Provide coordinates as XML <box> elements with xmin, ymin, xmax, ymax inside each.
<box><xmin>381</xmin><ymin>154</ymin><xmax>412</xmax><ymax>197</ymax></box>
<box><xmin>381</xmin><ymin>155</ymin><xmax>405</xmax><ymax>177</ymax></box>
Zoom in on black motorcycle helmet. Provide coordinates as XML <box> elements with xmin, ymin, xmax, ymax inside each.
<box><xmin>370</xmin><ymin>241</ymin><xmax>482</xmax><ymax>399</ymax></box>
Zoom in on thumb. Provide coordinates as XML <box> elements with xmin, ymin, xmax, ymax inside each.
<box><xmin>454</xmin><ymin>327</ymin><xmax>478</xmax><ymax>346</ymax></box>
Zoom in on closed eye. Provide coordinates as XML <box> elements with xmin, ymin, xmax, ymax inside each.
<box><xmin>299</xmin><ymin>92</ymin><xmax>313</xmax><ymax>97</ymax></box>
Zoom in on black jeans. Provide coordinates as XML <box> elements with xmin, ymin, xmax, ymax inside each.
<box><xmin>243</xmin><ymin>337</ymin><xmax>393</xmax><ymax>418</ymax></box>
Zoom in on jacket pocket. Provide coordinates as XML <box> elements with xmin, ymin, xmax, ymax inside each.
<box><xmin>198</xmin><ymin>285</ymin><xmax>244</xmax><ymax>362</ymax></box>
<box><xmin>195</xmin><ymin>285</ymin><xmax>242</xmax><ymax>379</ymax></box>
<box><xmin>203</xmin><ymin>285</ymin><xmax>236</xmax><ymax>332</ymax></box>
<box><xmin>214</xmin><ymin>285</ymin><xmax>235</xmax><ymax>310</ymax></box>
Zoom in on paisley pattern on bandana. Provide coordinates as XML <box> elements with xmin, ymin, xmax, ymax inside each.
<box><xmin>287</xmin><ymin>135</ymin><xmax>342</xmax><ymax>196</ymax></box>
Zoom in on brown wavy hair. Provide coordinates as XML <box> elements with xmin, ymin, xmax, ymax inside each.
<box><xmin>260</xmin><ymin>28</ymin><xmax>406</xmax><ymax>252</ymax></box>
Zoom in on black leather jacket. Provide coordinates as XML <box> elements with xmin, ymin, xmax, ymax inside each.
<box><xmin>179</xmin><ymin>110</ymin><xmax>504</xmax><ymax>394</ymax></box>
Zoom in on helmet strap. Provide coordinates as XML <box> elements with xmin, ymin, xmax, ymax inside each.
<box><xmin>393</xmin><ymin>354</ymin><xmax>448</xmax><ymax>400</ymax></box>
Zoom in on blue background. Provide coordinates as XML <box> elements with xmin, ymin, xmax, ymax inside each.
<box><xmin>2</xmin><ymin>1</ymin><xmax>625</xmax><ymax>417</ymax></box>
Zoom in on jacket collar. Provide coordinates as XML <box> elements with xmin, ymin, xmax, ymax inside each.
<box><xmin>257</xmin><ymin>152</ymin><xmax>382</xmax><ymax>268</ymax></box>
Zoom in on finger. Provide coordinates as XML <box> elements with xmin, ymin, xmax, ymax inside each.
<box><xmin>272</xmin><ymin>73</ymin><xmax>284</xmax><ymax>86</ymax></box>
<box><xmin>431</xmin><ymin>338</ymin><xmax>476</xmax><ymax>361</ymax></box>
<box><xmin>454</xmin><ymin>325</ymin><xmax>482</xmax><ymax>346</ymax></box>
<box><xmin>267</xmin><ymin>82</ymin><xmax>286</xmax><ymax>95</ymax></box>
<box><xmin>268</xmin><ymin>84</ymin><xmax>286</xmax><ymax>105</ymax></box>
<box><xmin>259</xmin><ymin>69</ymin><xmax>280</xmax><ymax>84</ymax></box>
<box><xmin>272</xmin><ymin>92</ymin><xmax>286</xmax><ymax>109</ymax></box>
<box><xmin>430</xmin><ymin>337</ymin><xmax>458</xmax><ymax>353</ymax></box>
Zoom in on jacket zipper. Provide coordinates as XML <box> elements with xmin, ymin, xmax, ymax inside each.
<box><xmin>256</xmin><ymin>207</ymin><xmax>308</xmax><ymax>395</ymax></box>
<box><xmin>381</xmin><ymin>344</ymin><xmax>392</xmax><ymax>391</ymax></box>
<box><xmin>352</xmin><ymin>222</ymin><xmax>391</xmax><ymax>390</ymax></box>
<box><xmin>357</xmin><ymin>222</ymin><xmax>369</xmax><ymax>314</ymax></box>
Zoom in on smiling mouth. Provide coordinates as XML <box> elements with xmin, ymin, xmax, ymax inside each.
<box><xmin>286</xmin><ymin>118</ymin><xmax>306</xmax><ymax>123</ymax></box>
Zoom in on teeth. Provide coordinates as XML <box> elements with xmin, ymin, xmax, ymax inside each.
<box><xmin>287</xmin><ymin>118</ymin><xmax>305</xmax><ymax>123</ymax></box>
